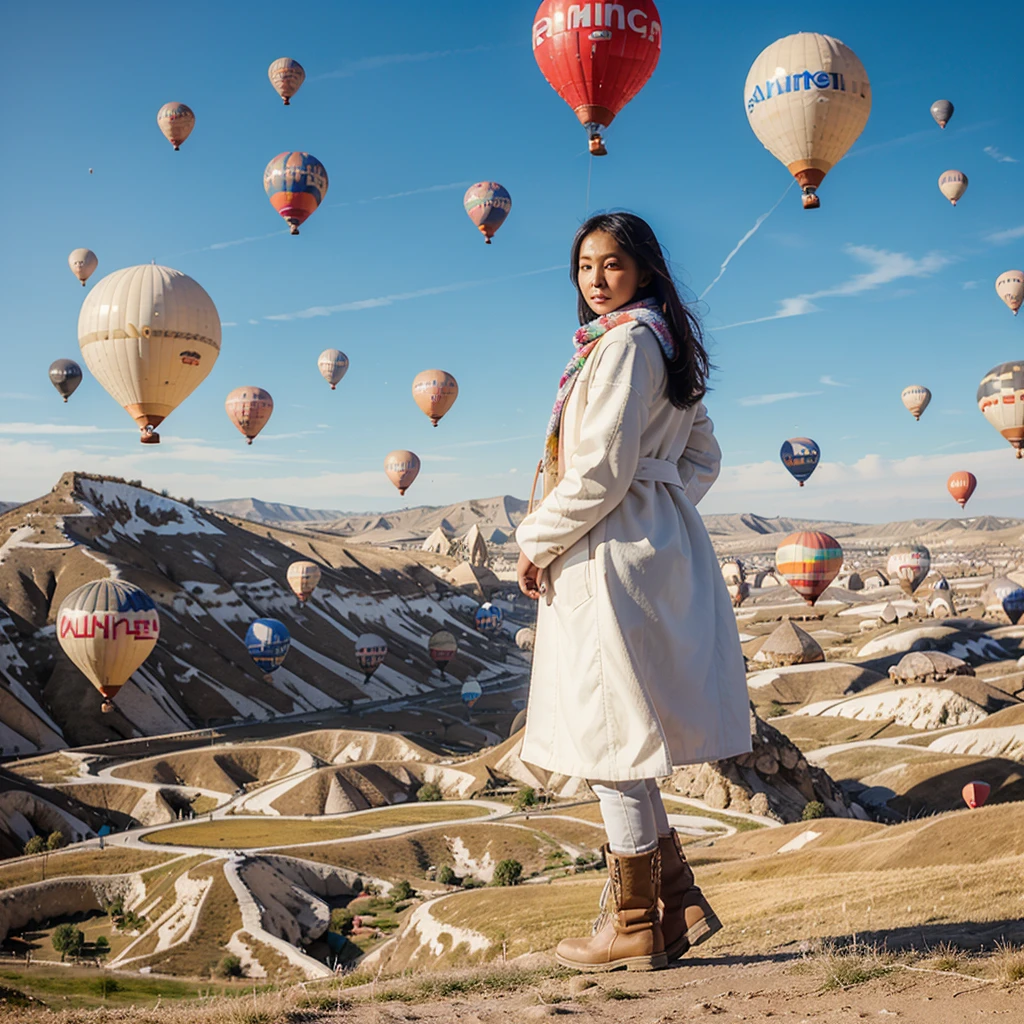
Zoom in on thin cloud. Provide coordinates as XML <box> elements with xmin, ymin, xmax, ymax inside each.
<box><xmin>699</xmin><ymin>182</ymin><xmax>793</xmax><ymax>299</ymax></box>
<box><xmin>317</xmin><ymin>46</ymin><xmax>490</xmax><ymax>79</ymax></box>
<box><xmin>738</xmin><ymin>391</ymin><xmax>822</xmax><ymax>407</ymax></box>
<box><xmin>819</xmin><ymin>375</ymin><xmax>849</xmax><ymax>387</ymax></box>
<box><xmin>986</xmin><ymin>224</ymin><xmax>1024</xmax><ymax>244</ymax></box>
<box><xmin>984</xmin><ymin>145</ymin><xmax>1018</xmax><ymax>164</ymax></box>
<box><xmin>847</xmin><ymin>119</ymin><xmax>996</xmax><ymax>161</ymax></box>
<box><xmin>0</xmin><ymin>422</ymin><xmax>122</xmax><ymax>435</ymax></box>
<box><xmin>220</xmin><ymin>321</ymin><xmax>238</xmax><ymax>327</ymax></box>
<box><xmin>0</xmin><ymin>393</ymin><xmax>40</xmax><ymax>401</ymax></box>
<box><xmin>263</xmin><ymin>266</ymin><xmax>565</xmax><ymax>322</ymax></box>
<box><xmin>962</xmin><ymin>281</ymin><xmax>979</xmax><ymax>290</ymax></box>
<box><xmin>176</xmin><ymin>231</ymin><xmax>288</xmax><ymax>256</ymax></box>
<box><xmin>332</xmin><ymin>181</ymin><xmax>473</xmax><ymax>209</ymax></box>
<box><xmin>717</xmin><ymin>297</ymin><xmax>818</xmax><ymax>330</ymax></box>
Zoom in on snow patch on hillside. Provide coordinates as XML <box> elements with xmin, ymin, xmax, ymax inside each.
<box><xmin>80</xmin><ymin>480</ymin><xmax>223</xmax><ymax>540</ymax></box>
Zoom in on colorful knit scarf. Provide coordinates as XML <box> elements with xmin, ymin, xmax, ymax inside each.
<box><xmin>543</xmin><ymin>297</ymin><xmax>677</xmax><ymax>473</ymax></box>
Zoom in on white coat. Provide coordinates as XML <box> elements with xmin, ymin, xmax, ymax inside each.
<box><xmin>515</xmin><ymin>321</ymin><xmax>751</xmax><ymax>781</ymax></box>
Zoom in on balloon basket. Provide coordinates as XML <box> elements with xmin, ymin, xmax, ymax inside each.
<box><xmin>140</xmin><ymin>430</ymin><xmax>160</xmax><ymax>445</ymax></box>
<box><xmin>801</xmin><ymin>192</ymin><xmax>820</xmax><ymax>210</ymax></box>
<box><xmin>588</xmin><ymin>136</ymin><xmax>607</xmax><ymax>157</ymax></box>
<box><xmin>289</xmin><ymin>224</ymin><xmax>300</xmax><ymax>235</ymax></box>
<box><xmin>101</xmin><ymin>700</ymin><xmax>115</xmax><ymax>714</ymax></box>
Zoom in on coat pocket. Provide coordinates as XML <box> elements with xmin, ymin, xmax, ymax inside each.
<box><xmin>547</xmin><ymin>534</ymin><xmax>594</xmax><ymax>612</ymax></box>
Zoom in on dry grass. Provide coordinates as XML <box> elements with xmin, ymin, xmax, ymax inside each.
<box><xmin>812</xmin><ymin>941</ymin><xmax>898</xmax><ymax>991</ymax></box>
<box><xmin>342</xmin><ymin>803</ymin><xmax>490</xmax><ymax>828</ymax></box>
<box><xmin>771</xmin><ymin>714</ymin><xmax>918</xmax><ymax>751</ymax></box>
<box><xmin>53</xmin><ymin>782</ymin><xmax>148</xmax><ymax>816</ymax></box>
<box><xmin>991</xmin><ymin>940</ymin><xmax>1024</xmax><ymax>984</ymax></box>
<box><xmin>112</xmin><ymin>747</ymin><xmax>300</xmax><ymax>795</ymax></box>
<box><xmin>235</xmin><ymin>932</ymin><xmax>307</xmax><ymax>985</ymax></box>
<box><xmin>6</xmin><ymin>754</ymin><xmax>82</xmax><ymax>785</ymax></box>
<box><xmin>141</xmin><ymin>819</ymin><xmax>372</xmax><ymax>848</ymax></box>
<box><xmin>0</xmin><ymin>848</ymin><xmax>174</xmax><ymax>891</ymax></box>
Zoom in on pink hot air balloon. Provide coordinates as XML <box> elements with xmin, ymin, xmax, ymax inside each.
<box><xmin>157</xmin><ymin>102</ymin><xmax>195</xmax><ymax>150</ymax></box>
<box><xmin>463</xmin><ymin>182</ymin><xmax>511</xmax><ymax>243</ymax></box>
<box><xmin>225</xmin><ymin>387</ymin><xmax>274</xmax><ymax>444</ymax></box>
<box><xmin>384</xmin><ymin>450</ymin><xmax>420</xmax><ymax>496</ymax></box>
<box><xmin>962</xmin><ymin>781</ymin><xmax>990</xmax><ymax>809</ymax></box>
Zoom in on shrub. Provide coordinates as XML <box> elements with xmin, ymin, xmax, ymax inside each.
<box><xmin>94</xmin><ymin>936</ymin><xmax>110</xmax><ymax>954</ymax></box>
<box><xmin>46</xmin><ymin>830</ymin><xmax>66</xmax><ymax>851</ymax></box>
<box><xmin>330</xmin><ymin>907</ymin><xmax>355</xmax><ymax>934</ymax></box>
<box><xmin>766</xmin><ymin>701</ymin><xmax>788</xmax><ymax>718</ymax></box>
<box><xmin>390</xmin><ymin>880</ymin><xmax>416</xmax><ymax>904</ymax></box>
<box><xmin>216</xmin><ymin>954</ymin><xmax>246</xmax><ymax>979</ymax></box>
<box><xmin>802</xmin><ymin>801</ymin><xmax>826</xmax><ymax>820</ymax></box>
<box><xmin>417</xmin><ymin>782</ymin><xmax>442</xmax><ymax>802</ymax></box>
<box><xmin>493</xmin><ymin>859</ymin><xmax>523</xmax><ymax>887</ymax></box>
<box><xmin>52</xmin><ymin>923</ymin><xmax>84</xmax><ymax>961</ymax></box>
<box><xmin>437</xmin><ymin>865</ymin><xmax>458</xmax><ymax>886</ymax></box>
<box><xmin>512</xmin><ymin>787</ymin><xmax>537</xmax><ymax>811</ymax></box>
<box><xmin>24</xmin><ymin>835</ymin><xmax>45</xmax><ymax>855</ymax></box>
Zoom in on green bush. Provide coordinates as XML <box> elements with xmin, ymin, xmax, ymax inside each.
<box><xmin>216</xmin><ymin>954</ymin><xmax>246</xmax><ymax>979</ymax></box>
<box><xmin>24</xmin><ymin>836</ymin><xmax>45</xmax><ymax>855</ymax></box>
<box><xmin>512</xmin><ymin>787</ymin><xmax>537</xmax><ymax>811</ymax></box>
<box><xmin>493</xmin><ymin>859</ymin><xmax>523</xmax><ymax>887</ymax></box>
<box><xmin>52</xmin><ymin>923</ymin><xmax>84</xmax><ymax>961</ymax></box>
<box><xmin>766</xmin><ymin>701</ymin><xmax>789</xmax><ymax>719</ymax></box>
<box><xmin>437</xmin><ymin>865</ymin><xmax>457</xmax><ymax>886</ymax></box>
<box><xmin>46</xmin><ymin>830</ymin><xmax>67</xmax><ymax>851</ymax></box>
<box><xmin>94</xmin><ymin>936</ymin><xmax>110</xmax><ymax>954</ymax></box>
<box><xmin>802</xmin><ymin>800</ymin><xmax>826</xmax><ymax>820</ymax></box>
<box><xmin>417</xmin><ymin>782</ymin><xmax>442</xmax><ymax>802</ymax></box>
<box><xmin>390</xmin><ymin>880</ymin><xmax>416</xmax><ymax>904</ymax></box>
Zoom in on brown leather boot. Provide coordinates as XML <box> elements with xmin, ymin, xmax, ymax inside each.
<box><xmin>556</xmin><ymin>845</ymin><xmax>666</xmax><ymax>972</ymax></box>
<box><xmin>659</xmin><ymin>829</ymin><xmax>722</xmax><ymax>961</ymax></box>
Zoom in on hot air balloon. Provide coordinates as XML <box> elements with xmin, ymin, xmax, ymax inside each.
<box><xmin>245</xmin><ymin>618</ymin><xmax>290</xmax><ymax>676</ymax></box>
<box><xmin>977</xmin><ymin>361</ymin><xmax>1024</xmax><ymax>458</ymax></box>
<box><xmin>515</xmin><ymin>627</ymin><xmax>537</xmax><ymax>652</ymax></box>
<box><xmin>384</xmin><ymin>450</ymin><xmax>420</xmax><ymax>496</ymax></box>
<box><xmin>225</xmin><ymin>387</ymin><xmax>274</xmax><ymax>445</ymax></box>
<box><xmin>355</xmin><ymin>633</ymin><xmax>387</xmax><ymax>682</ymax></box>
<box><xmin>268</xmin><ymin>57</ymin><xmax>305</xmax><ymax>105</ymax></box>
<box><xmin>461</xmin><ymin>678</ymin><xmax>483</xmax><ymax>708</ymax></box>
<box><xmin>263</xmin><ymin>152</ymin><xmax>328</xmax><ymax>235</ymax></box>
<box><xmin>463</xmin><ymin>183</ymin><xmax>511</xmax><ymax>244</ymax></box>
<box><xmin>428</xmin><ymin>629</ymin><xmax>458</xmax><ymax>678</ymax></box>
<box><xmin>886</xmin><ymin>543</ymin><xmax>931</xmax><ymax>595</ymax></box>
<box><xmin>78</xmin><ymin>265</ymin><xmax>220</xmax><ymax>444</ymax></box>
<box><xmin>318</xmin><ymin>349</ymin><xmax>349</xmax><ymax>390</ymax></box>
<box><xmin>287</xmin><ymin>560</ymin><xmax>321</xmax><ymax>603</ymax></box>
<box><xmin>947</xmin><ymin>471</ymin><xmax>977</xmax><ymax>509</ymax></box>
<box><xmin>48</xmin><ymin>359</ymin><xmax>82</xmax><ymax>403</ymax></box>
<box><xmin>412</xmin><ymin>370</ymin><xmax>458</xmax><ymax>427</ymax></box>
<box><xmin>745</xmin><ymin>33</ymin><xmax>871</xmax><ymax>209</ymax></box>
<box><xmin>532</xmin><ymin>0</ymin><xmax>662</xmax><ymax>155</ymax></box>
<box><xmin>57</xmin><ymin>579</ymin><xmax>159</xmax><ymax>713</ymax></box>
<box><xmin>68</xmin><ymin>249</ymin><xmax>98</xmax><ymax>287</ymax></box>
<box><xmin>775</xmin><ymin>531</ymin><xmax>843</xmax><ymax>605</ymax></box>
<box><xmin>1001</xmin><ymin>586</ymin><xmax>1024</xmax><ymax>626</ymax></box>
<box><xmin>900</xmin><ymin>385</ymin><xmax>931</xmax><ymax>422</ymax></box>
<box><xmin>157</xmin><ymin>102</ymin><xmax>195</xmax><ymax>150</ymax></box>
<box><xmin>474</xmin><ymin>602</ymin><xmax>503</xmax><ymax>634</ymax></box>
<box><xmin>995</xmin><ymin>270</ymin><xmax>1024</xmax><ymax>316</ymax></box>
<box><xmin>930</xmin><ymin>99</ymin><xmax>954</xmax><ymax>129</ymax></box>
<box><xmin>780</xmin><ymin>438</ymin><xmax>820</xmax><ymax>487</ymax></box>
<box><xmin>938</xmin><ymin>170</ymin><xmax>968</xmax><ymax>206</ymax></box>
<box><xmin>962</xmin><ymin>781</ymin><xmax>990</xmax><ymax>809</ymax></box>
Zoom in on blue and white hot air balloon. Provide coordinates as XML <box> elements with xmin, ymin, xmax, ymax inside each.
<box><xmin>461</xmin><ymin>678</ymin><xmax>483</xmax><ymax>708</ymax></box>
<box><xmin>780</xmin><ymin>437</ymin><xmax>820</xmax><ymax>487</ymax></box>
<box><xmin>474</xmin><ymin>602</ymin><xmax>503</xmax><ymax>634</ymax></box>
<box><xmin>245</xmin><ymin>618</ymin><xmax>291</xmax><ymax>675</ymax></box>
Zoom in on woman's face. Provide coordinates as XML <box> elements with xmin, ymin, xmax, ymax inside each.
<box><xmin>577</xmin><ymin>230</ymin><xmax>651</xmax><ymax>316</ymax></box>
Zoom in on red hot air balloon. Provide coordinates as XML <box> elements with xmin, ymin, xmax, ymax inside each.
<box><xmin>532</xmin><ymin>1</ymin><xmax>662</xmax><ymax>155</ymax></box>
<box><xmin>947</xmin><ymin>471</ymin><xmax>977</xmax><ymax>509</ymax></box>
<box><xmin>962</xmin><ymin>781</ymin><xmax>990</xmax><ymax>809</ymax></box>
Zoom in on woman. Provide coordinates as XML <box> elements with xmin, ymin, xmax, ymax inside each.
<box><xmin>516</xmin><ymin>213</ymin><xmax>750</xmax><ymax>973</ymax></box>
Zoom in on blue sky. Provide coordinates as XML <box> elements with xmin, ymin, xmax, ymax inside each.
<box><xmin>1</xmin><ymin>1</ymin><xmax>1021</xmax><ymax>521</ymax></box>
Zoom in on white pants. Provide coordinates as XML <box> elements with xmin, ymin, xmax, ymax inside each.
<box><xmin>590</xmin><ymin>778</ymin><xmax>672</xmax><ymax>854</ymax></box>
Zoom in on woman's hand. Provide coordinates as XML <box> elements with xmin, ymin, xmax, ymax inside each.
<box><xmin>517</xmin><ymin>550</ymin><xmax>543</xmax><ymax>600</ymax></box>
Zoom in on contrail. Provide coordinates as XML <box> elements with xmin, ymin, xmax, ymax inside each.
<box><xmin>699</xmin><ymin>183</ymin><xmax>793</xmax><ymax>300</ymax></box>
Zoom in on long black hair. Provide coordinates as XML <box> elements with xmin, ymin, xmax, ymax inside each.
<box><xmin>570</xmin><ymin>212</ymin><xmax>710</xmax><ymax>409</ymax></box>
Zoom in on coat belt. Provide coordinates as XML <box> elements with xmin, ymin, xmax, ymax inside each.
<box><xmin>633</xmin><ymin>457</ymin><xmax>684</xmax><ymax>488</ymax></box>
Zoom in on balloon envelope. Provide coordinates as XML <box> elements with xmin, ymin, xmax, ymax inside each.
<box><xmin>977</xmin><ymin>361</ymin><xmax>1024</xmax><ymax>458</ymax></box>
<box><xmin>268</xmin><ymin>57</ymin><xmax>305</xmax><ymax>104</ymax></box>
<box><xmin>886</xmin><ymin>543</ymin><xmax>931</xmax><ymax>595</ymax></box>
<box><xmin>532</xmin><ymin>0</ymin><xmax>662</xmax><ymax>154</ymax></box>
<box><xmin>474</xmin><ymin>602</ymin><xmax>503</xmax><ymax>633</ymax></box>
<box><xmin>264</xmin><ymin>152</ymin><xmax>328</xmax><ymax>234</ymax></box>
<box><xmin>78</xmin><ymin>265</ymin><xmax>221</xmax><ymax>444</ymax></box>
<box><xmin>463</xmin><ymin>182</ymin><xmax>511</xmax><ymax>243</ymax></box>
<box><xmin>225</xmin><ymin>387</ymin><xmax>273</xmax><ymax>444</ymax></box>
<box><xmin>317</xmin><ymin>349</ymin><xmax>349</xmax><ymax>389</ymax></box>
<box><xmin>995</xmin><ymin>271</ymin><xmax>1024</xmax><ymax>316</ymax></box>
<box><xmin>428</xmin><ymin>630</ymin><xmax>458</xmax><ymax>671</ymax></box>
<box><xmin>412</xmin><ymin>370</ymin><xmax>458</xmax><ymax>426</ymax></box>
<box><xmin>245</xmin><ymin>618</ymin><xmax>290</xmax><ymax>674</ymax></box>
<box><xmin>461</xmin><ymin>678</ymin><xmax>483</xmax><ymax>707</ymax></box>
<box><xmin>780</xmin><ymin>438</ymin><xmax>820</xmax><ymax>486</ymax></box>
<box><xmin>938</xmin><ymin>170</ymin><xmax>968</xmax><ymax>206</ymax></box>
<box><xmin>287</xmin><ymin>560</ymin><xmax>321</xmax><ymax>602</ymax></box>
<box><xmin>1001</xmin><ymin>586</ymin><xmax>1024</xmax><ymax>625</ymax></box>
<box><xmin>745</xmin><ymin>33</ymin><xmax>871</xmax><ymax>208</ymax></box>
<box><xmin>49</xmin><ymin>359</ymin><xmax>82</xmax><ymax>402</ymax></box>
<box><xmin>900</xmin><ymin>385</ymin><xmax>931</xmax><ymax>421</ymax></box>
<box><xmin>962</xmin><ymin>781</ymin><xmax>990</xmax><ymax>809</ymax></box>
<box><xmin>515</xmin><ymin>627</ymin><xmax>536</xmax><ymax>652</ymax></box>
<box><xmin>775</xmin><ymin>531</ymin><xmax>843</xmax><ymax>605</ymax></box>
<box><xmin>157</xmin><ymin>102</ymin><xmax>194</xmax><ymax>150</ymax></box>
<box><xmin>947</xmin><ymin>471</ymin><xmax>977</xmax><ymax>508</ymax></box>
<box><xmin>355</xmin><ymin>633</ymin><xmax>387</xmax><ymax>679</ymax></box>
<box><xmin>57</xmin><ymin>579</ymin><xmax>159</xmax><ymax>711</ymax></box>
<box><xmin>68</xmin><ymin>248</ymin><xmax>98</xmax><ymax>286</ymax></box>
<box><xmin>930</xmin><ymin>99</ymin><xmax>954</xmax><ymax>128</ymax></box>
<box><xmin>384</xmin><ymin>450</ymin><xmax>420</xmax><ymax>496</ymax></box>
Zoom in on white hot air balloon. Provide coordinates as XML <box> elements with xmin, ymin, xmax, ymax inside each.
<box><xmin>68</xmin><ymin>248</ymin><xmax>98</xmax><ymax>287</ymax></box>
<box><xmin>78</xmin><ymin>265</ymin><xmax>221</xmax><ymax>444</ymax></box>
<box><xmin>318</xmin><ymin>349</ymin><xmax>349</xmax><ymax>390</ymax></box>
<box><xmin>938</xmin><ymin>170</ymin><xmax>968</xmax><ymax>206</ymax></box>
<box><xmin>745</xmin><ymin>33</ymin><xmax>871</xmax><ymax>209</ymax></box>
<box><xmin>900</xmin><ymin>385</ymin><xmax>932</xmax><ymax>421</ymax></box>
<box><xmin>287</xmin><ymin>560</ymin><xmax>321</xmax><ymax>602</ymax></box>
<box><xmin>57</xmin><ymin>579</ymin><xmax>160</xmax><ymax>713</ymax></box>
<box><xmin>995</xmin><ymin>270</ymin><xmax>1024</xmax><ymax>316</ymax></box>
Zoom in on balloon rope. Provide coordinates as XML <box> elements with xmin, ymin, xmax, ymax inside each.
<box><xmin>585</xmin><ymin>153</ymin><xmax>593</xmax><ymax>217</ymax></box>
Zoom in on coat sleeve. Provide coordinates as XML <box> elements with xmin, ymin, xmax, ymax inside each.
<box><xmin>677</xmin><ymin>402</ymin><xmax>721</xmax><ymax>506</ymax></box>
<box><xmin>515</xmin><ymin>327</ymin><xmax>655</xmax><ymax>569</ymax></box>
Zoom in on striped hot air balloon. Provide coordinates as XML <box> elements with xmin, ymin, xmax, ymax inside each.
<box><xmin>263</xmin><ymin>152</ymin><xmax>328</xmax><ymax>234</ymax></box>
<box><xmin>412</xmin><ymin>370</ymin><xmax>459</xmax><ymax>427</ymax></box>
<box><xmin>318</xmin><ymin>349</ymin><xmax>349</xmax><ymax>389</ymax></box>
<box><xmin>775</xmin><ymin>531</ymin><xmax>843</xmax><ymax>605</ymax></box>
<box><xmin>962</xmin><ymin>781</ymin><xmax>990</xmax><ymax>809</ymax></box>
<box><xmin>463</xmin><ymin>182</ymin><xmax>512</xmax><ymax>243</ymax></box>
<box><xmin>225</xmin><ymin>387</ymin><xmax>274</xmax><ymax>444</ymax></box>
<box><xmin>474</xmin><ymin>602</ymin><xmax>503</xmax><ymax>634</ymax></box>
<box><xmin>268</xmin><ymin>57</ymin><xmax>305</xmax><ymax>105</ymax></box>
<box><xmin>157</xmin><ymin>102</ymin><xmax>195</xmax><ymax>150</ymax></box>
<box><xmin>355</xmin><ymin>633</ymin><xmax>388</xmax><ymax>681</ymax></box>
<box><xmin>57</xmin><ymin>579</ymin><xmax>160</xmax><ymax>713</ymax></box>
<box><xmin>780</xmin><ymin>438</ymin><xmax>820</xmax><ymax>486</ymax></box>
<box><xmin>977</xmin><ymin>361</ymin><xmax>1024</xmax><ymax>458</ymax></box>
<box><xmin>428</xmin><ymin>630</ymin><xmax>458</xmax><ymax>678</ymax></box>
<box><xmin>886</xmin><ymin>543</ymin><xmax>931</xmax><ymax>595</ymax></box>
<box><xmin>245</xmin><ymin>618</ymin><xmax>290</xmax><ymax>675</ymax></box>
<box><xmin>938</xmin><ymin>169</ymin><xmax>968</xmax><ymax>206</ymax></box>
<box><xmin>900</xmin><ymin>385</ymin><xmax>931</xmax><ymax>421</ymax></box>
<box><xmin>287</xmin><ymin>561</ymin><xmax>321</xmax><ymax>602</ymax></box>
